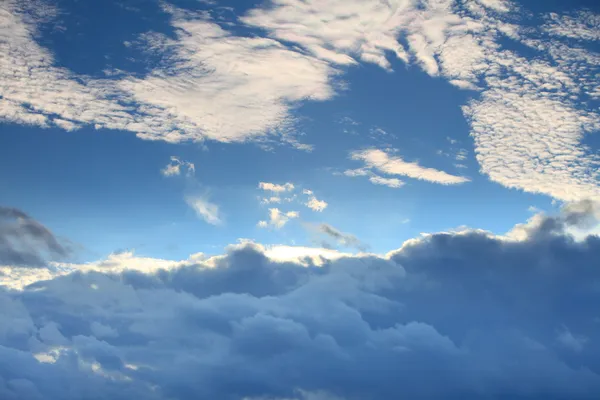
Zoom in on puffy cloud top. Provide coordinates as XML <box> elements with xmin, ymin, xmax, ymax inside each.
<box><xmin>1</xmin><ymin>203</ymin><xmax>600</xmax><ymax>399</ymax></box>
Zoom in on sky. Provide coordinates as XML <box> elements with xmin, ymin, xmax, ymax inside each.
<box><xmin>0</xmin><ymin>0</ymin><xmax>600</xmax><ymax>399</ymax></box>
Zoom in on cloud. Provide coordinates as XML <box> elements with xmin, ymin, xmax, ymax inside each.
<box><xmin>259</xmin><ymin>182</ymin><xmax>295</xmax><ymax>193</ymax></box>
<box><xmin>120</xmin><ymin>7</ymin><xmax>338</xmax><ymax>144</ymax></box>
<box><xmin>476</xmin><ymin>0</ymin><xmax>511</xmax><ymax>13</ymax></box>
<box><xmin>543</xmin><ymin>11</ymin><xmax>600</xmax><ymax>41</ymax></box>
<box><xmin>343</xmin><ymin>167</ymin><xmax>405</xmax><ymax>188</ymax></box>
<box><xmin>302</xmin><ymin>190</ymin><xmax>328</xmax><ymax>212</ymax></box>
<box><xmin>258</xmin><ymin>208</ymin><xmax>299</xmax><ymax>229</ymax></box>
<box><xmin>0</xmin><ymin>206</ymin><xmax>69</xmax><ymax>267</ymax></box>
<box><xmin>305</xmin><ymin>198</ymin><xmax>328</xmax><ymax>212</ymax></box>
<box><xmin>245</xmin><ymin>0</ymin><xmax>599</xmax><ymax>199</ymax></box>
<box><xmin>3</xmin><ymin>0</ymin><xmax>599</xmax><ymax>201</ymax></box>
<box><xmin>2</xmin><ymin>202</ymin><xmax>600</xmax><ymax>398</ymax></box>
<box><xmin>557</xmin><ymin>327</ymin><xmax>588</xmax><ymax>353</ymax></box>
<box><xmin>351</xmin><ymin>148</ymin><xmax>470</xmax><ymax>185</ymax></box>
<box><xmin>161</xmin><ymin>157</ymin><xmax>195</xmax><ymax>177</ymax></box>
<box><xmin>444</xmin><ymin>3</ymin><xmax>600</xmax><ymax>201</ymax></box>
<box><xmin>0</xmin><ymin>1</ymin><xmax>337</xmax><ymax>145</ymax></box>
<box><xmin>368</xmin><ymin>175</ymin><xmax>404</xmax><ymax>189</ymax></box>
<box><xmin>184</xmin><ymin>195</ymin><xmax>221</xmax><ymax>225</ymax></box>
<box><xmin>260</xmin><ymin>196</ymin><xmax>282</xmax><ymax>205</ymax></box>
<box><xmin>241</xmin><ymin>0</ymin><xmax>413</xmax><ymax>70</ymax></box>
<box><xmin>316</xmin><ymin>223</ymin><xmax>368</xmax><ymax>251</ymax></box>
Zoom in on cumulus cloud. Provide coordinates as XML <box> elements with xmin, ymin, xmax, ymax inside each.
<box><xmin>351</xmin><ymin>148</ymin><xmax>470</xmax><ymax>185</ymax></box>
<box><xmin>303</xmin><ymin>190</ymin><xmax>328</xmax><ymax>212</ymax></box>
<box><xmin>161</xmin><ymin>156</ymin><xmax>195</xmax><ymax>177</ymax></box>
<box><xmin>259</xmin><ymin>182</ymin><xmax>295</xmax><ymax>193</ymax></box>
<box><xmin>258</xmin><ymin>208</ymin><xmax>299</xmax><ymax>229</ymax></box>
<box><xmin>0</xmin><ymin>206</ymin><xmax>69</xmax><ymax>267</ymax></box>
<box><xmin>1</xmin><ymin>202</ymin><xmax>600</xmax><ymax>398</ymax></box>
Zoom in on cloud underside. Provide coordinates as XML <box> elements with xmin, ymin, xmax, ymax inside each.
<box><xmin>1</xmin><ymin>0</ymin><xmax>599</xmax><ymax>200</ymax></box>
<box><xmin>0</xmin><ymin>206</ymin><xmax>68</xmax><ymax>267</ymax></box>
<box><xmin>2</xmin><ymin>203</ymin><xmax>600</xmax><ymax>399</ymax></box>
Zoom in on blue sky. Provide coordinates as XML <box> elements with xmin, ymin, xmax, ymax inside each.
<box><xmin>3</xmin><ymin>0</ymin><xmax>595</xmax><ymax>262</ymax></box>
<box><xmin>1</xmin><ymin>0</ymin><xmax>600</xmax><ymax>398</ymax></box>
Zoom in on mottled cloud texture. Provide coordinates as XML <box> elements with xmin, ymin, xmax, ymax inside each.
<box><xmin>1</xmin><ymin>202</ymin><xmax>600</xmax><ymax>399</ymax></box>
<box><xmin>1</xmin><ymin>0</ymin><xmax>599</xmax><ymax>200</ymax></box>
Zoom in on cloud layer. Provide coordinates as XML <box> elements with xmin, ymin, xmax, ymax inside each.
<box><xmin>1</xmin><ymin>0</ymin><xmax>599</xmax><ymax>200</ymax></box>
<box><xmin>1</xmin><ymin>203</ymin><xmax>600</xmax><ymax>399</ymax></box>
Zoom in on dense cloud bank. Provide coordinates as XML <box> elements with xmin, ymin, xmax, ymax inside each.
<box><xmin>1</xmin><ymin>204</ymin><xmax>600</xmax><ymax>399</ymax></box>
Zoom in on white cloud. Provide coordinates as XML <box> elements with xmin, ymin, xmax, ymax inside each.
<box><xmin>368</xmin><ymin>175</ymin><xmax>405</xmax><ymax>188</ymax></box>
<box><xmin>161</xmin><ymin>156</ymin><xmax>195</xmax><ymax>177</ymax></box>
<box><xmin>2</xmin><ymin>0</ymin><xmax>600</xmax><ymax>201</ymax></box>
<box><xmin>543</xmin><ymin>11</ymin><xmax>600</xmax><ymax>42</ymax></box>
<box><xmin>351</xmin><ymin>148</ymin><xmax>470</xmax><ymax>185</ymax></box>
<box><xmin>0</xmin><ymin>1</ymin><xmax>134</xmax><ymax>132</ymax></box>
<box><xmin>477</xmin><ymin>0</ymin><xmax>511</xmax><ymax>13</ymax></box>
<box><xmin>241</xmin><ymin>0</ymin><xmax>414</xmax><ymax>70</ymax></box>
<box><xmin>343</xmin><ymin>168</ymin><xmax>370</xmax><ymax>177</ymax></box>
<box><xmin>261</xmin><ymin>196</ymin><xmax>282</xmax><ymax>205</ymax></box>
<box><xmin>185</xmin><ymin>195</ymin><xmax>221</xmax><ymax>225</ymax></box>
<box><xmin>305</xmin><ymin>197</ymin><xmax>328</xmax><ymax>212</ymax></box>
<box><xmin>120</xmin><ymin>11</ymin><xmax>338</xmax><ymax>143</ymax></box>
<box><xmin>0</xmin><ymin>1</ymin><xmax>337</xmax><ymax>145</ymax></box>
<box><xmin>258</xmin><ymin>208</ymin><xmax>299</xmax><ymax>229</ymax></box>
<box><xmin>302</xmin><ymin>189</ymin><xmax>328</xmax><ymax>212</ymax></box>
<box><xmin>259</xmin><ymin>182</ymin><xmax>295</xmax><ymax>193</ymax></box>
<box><xmin>343</xmin><ymin>167</ymin><xmax>405</xmax><ymax>188</ymax></box>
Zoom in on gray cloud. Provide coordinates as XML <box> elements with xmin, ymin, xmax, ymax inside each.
<box><xmin>0</xmin><ymin>207</ymin><xmax>69</xmax><ymax>267</ymax></box>
<box><xmin>315</xmin><ymin>223</ymin><xmax>368</xmax><ymax>252</ymax></box>
<box><xmin>1</xmin><ymin>203</ymin><xmax>600</xmax><ymax>398</ymax></box>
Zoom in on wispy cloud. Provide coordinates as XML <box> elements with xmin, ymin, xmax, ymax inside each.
<box><xmin>185</xmin><ymin>195</ymin><xmax>221</xmax><ymax>225</ymax></box>
<box><xmin>316</xmin><ymin>223</ymin><xmax>367</xmax><ymax>251</ymax></box>
<box><xmin>351</xmin><ymin>148</ymin><xmax>470</xmax><ymax>185</ymax></box>
<box><xmin>368</xmin><ymin>175</ymin><xmax>405</xmax><ymax>188</ymax></box>
<box><xmin>161</xmin><ymin>155</ymin><xmax>220</xmax><ymax>225</ymax></box>
<box><xmin>343</xmin><ymin>167</ymin><xmax>405</xmax><ymax>189</ymax></box>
